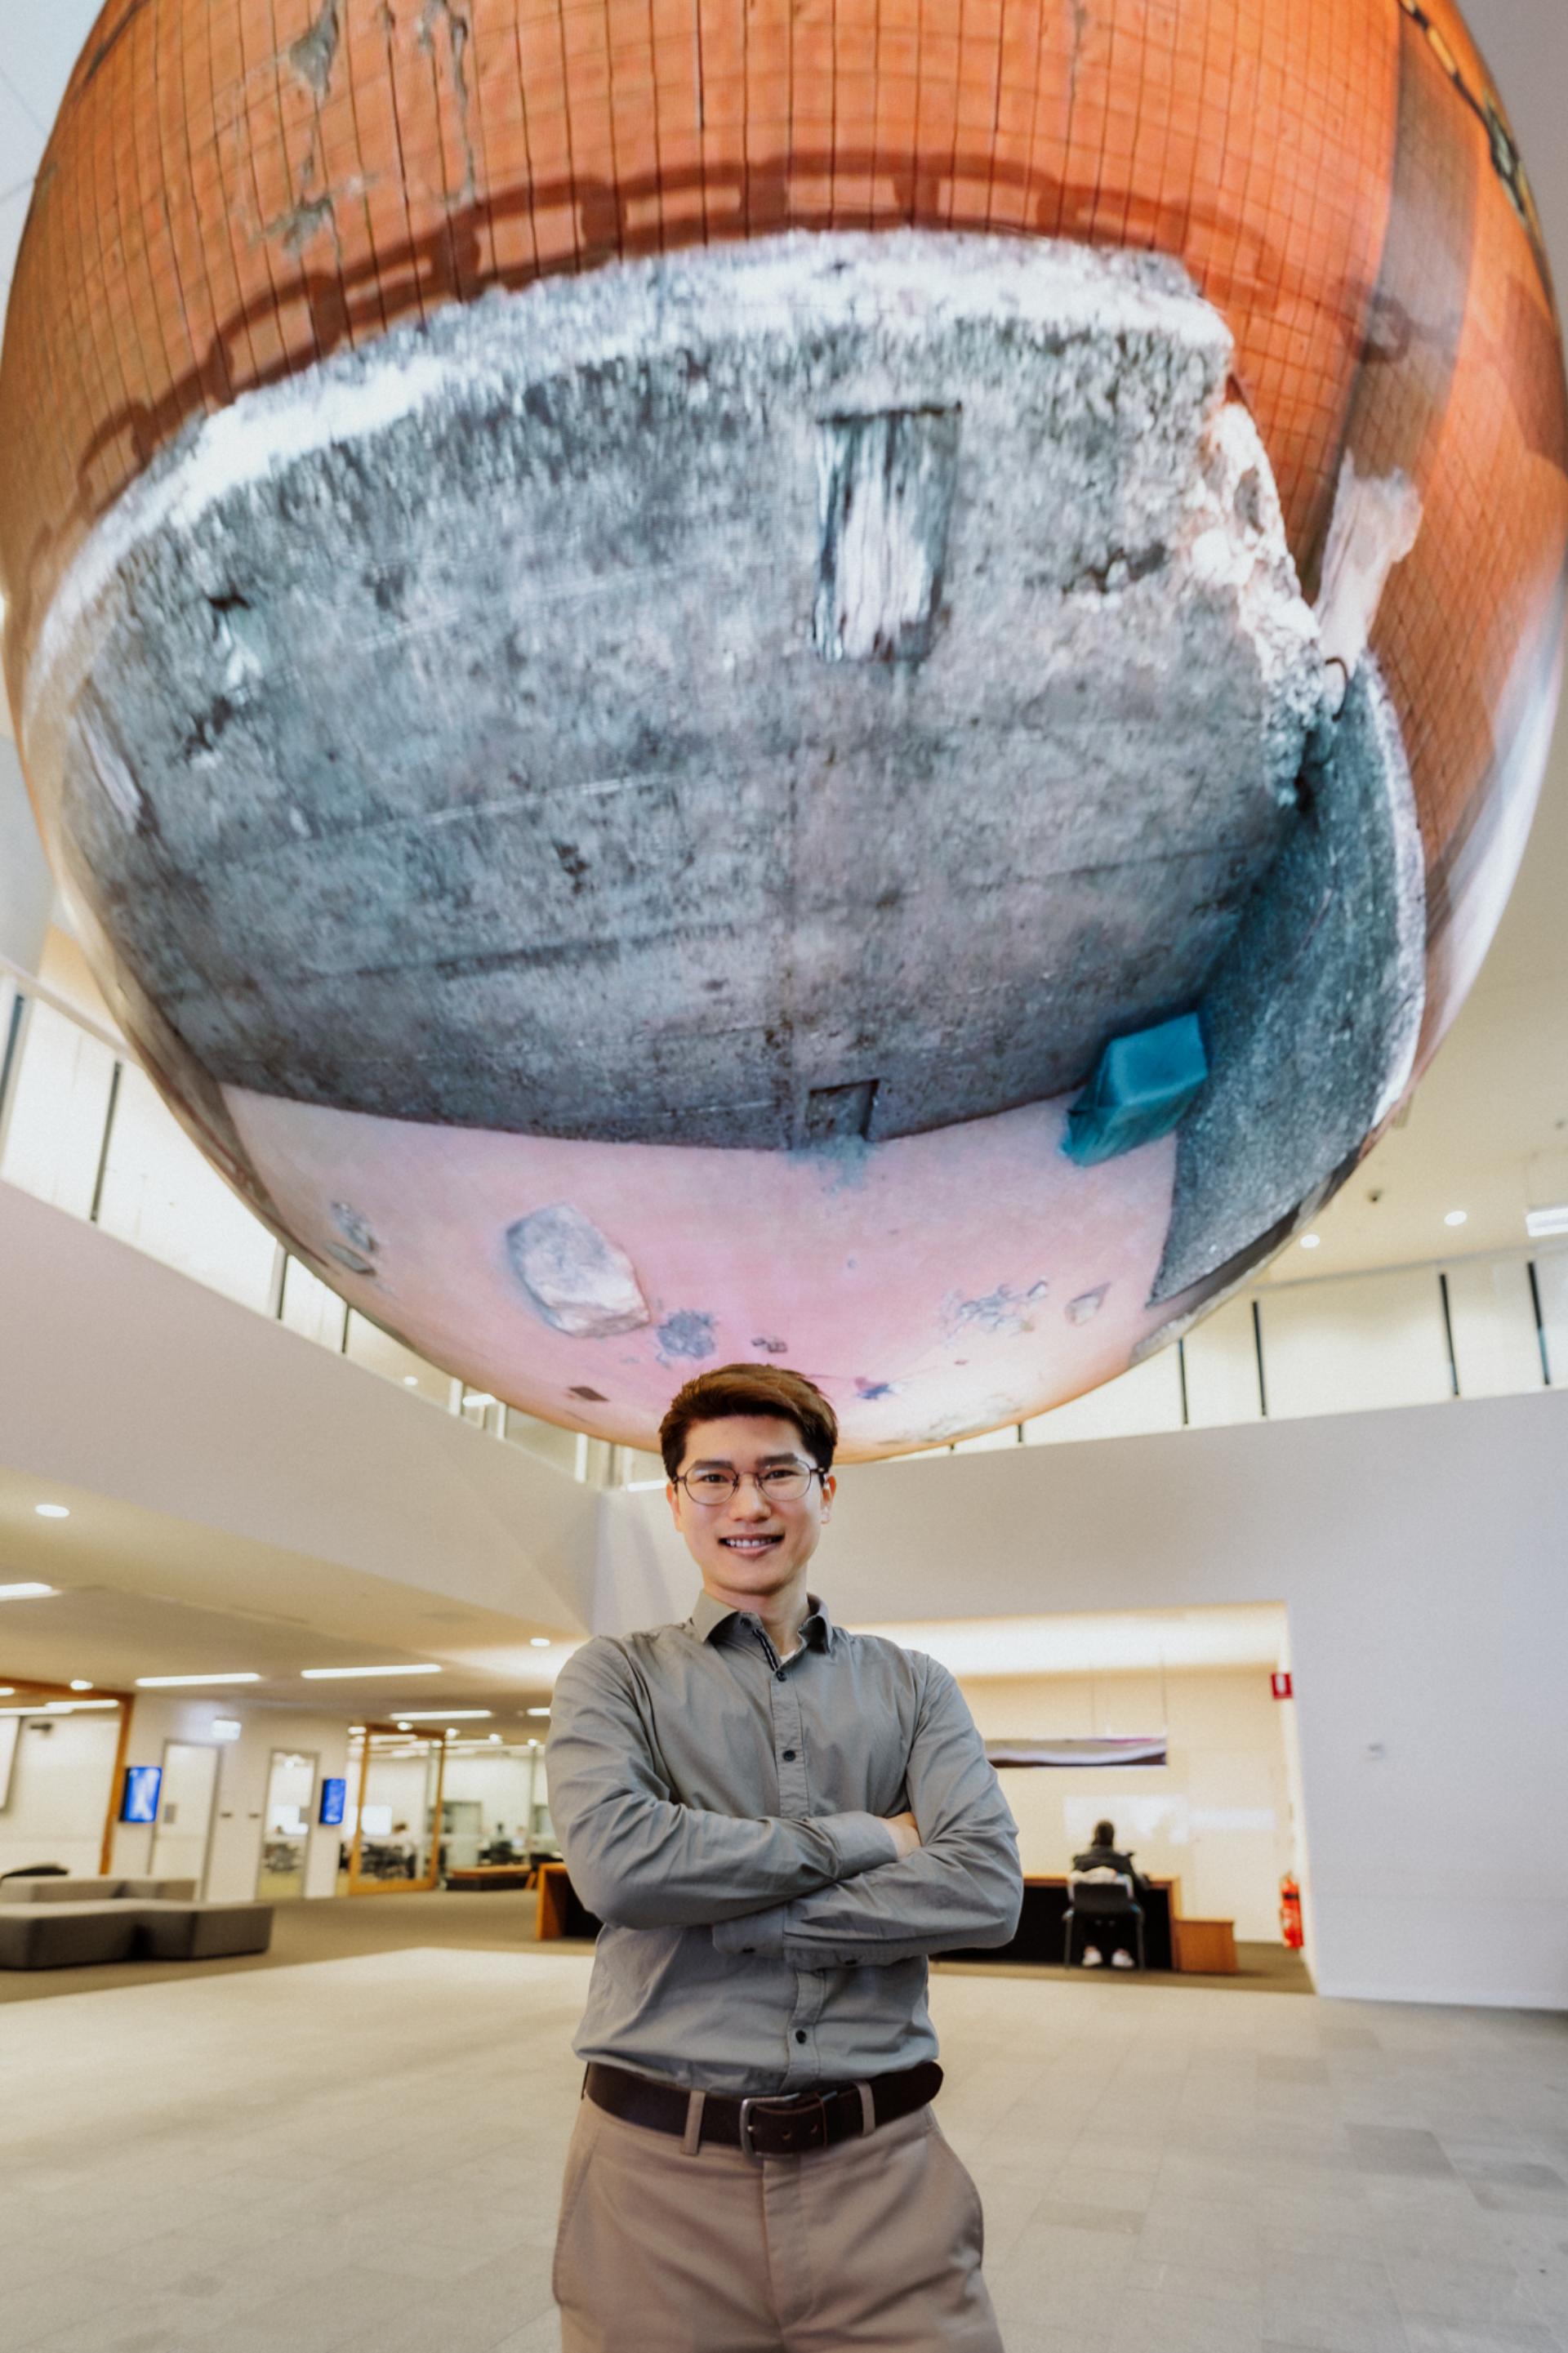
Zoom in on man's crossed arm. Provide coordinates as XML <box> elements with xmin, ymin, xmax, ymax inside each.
<box><xmin>547</xmin><ymin>1643</ymin><xmax>1021</xmax><ymax>1963</ymax></box>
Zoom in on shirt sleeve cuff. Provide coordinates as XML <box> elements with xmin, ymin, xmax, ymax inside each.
<box><xmin>713</xmin><ymin>1903</ymin><xmax>794</xmax><ymax>1959</ymax></box>
<box><xmin>822</xmin><ymin>1810</ymin><xmax>901</xmax><ymax>1876</ymax></box>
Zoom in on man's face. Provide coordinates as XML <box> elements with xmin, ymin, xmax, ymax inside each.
<box><xmin>667</xmin><ymin>1413</ymin><xmax>835</xmax><ymax>1601</ymax></box>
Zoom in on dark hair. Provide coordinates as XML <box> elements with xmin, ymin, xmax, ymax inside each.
<box><xmin>658</xmin><ymin>1363</ymin><xmax>839</xmax><ymax>1481</ymax></box>
<box><xmin>1093</xmin><ymin>1819</ymin><xmax>1116</xmax><ymax>1848</ymax></box>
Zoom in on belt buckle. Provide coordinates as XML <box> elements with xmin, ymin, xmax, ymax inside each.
<box><xmin>736</xmin><ymin>2093</ymin><xmax>827</xmax><ymax>2160</ymax></box>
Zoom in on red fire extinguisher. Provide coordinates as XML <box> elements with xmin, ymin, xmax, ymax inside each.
<box><xmin>1279</xmin><ymin>1874</ymin><xmax>1304</xmax><ymax>1950</ymax></box>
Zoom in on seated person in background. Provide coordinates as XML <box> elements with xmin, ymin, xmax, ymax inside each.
<box><xmin>1071</xmin><ymin>1818</ymin><xmax>1149</xmax><ymax>1970</ymax></box>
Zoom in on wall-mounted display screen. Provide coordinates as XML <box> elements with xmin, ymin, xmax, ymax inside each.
<box><xmin>985</xmin><ymin>1737</ymin><xmax>1168</xmax><ymax>1771</ymax></box>
<box><xmin>120</xmin><ymin>1764</ymin><xmax>163</xmax><ymax>1823</ymax></box>
<box><xmin>319</xmin><ymin>1777</ymin><xmax>346</xmax><ymax>1827</ymax></box>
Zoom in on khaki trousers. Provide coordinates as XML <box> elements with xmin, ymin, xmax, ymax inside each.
<box><xmin>554</xmin><ymin>2094</ymin><xmax>1004</xmax><ymax>2352</ymax></box>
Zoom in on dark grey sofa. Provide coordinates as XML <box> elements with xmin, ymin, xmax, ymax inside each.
<box><xmin>0</xmin><ymin>1875</ymin><xmax>273</xmax><ymax>1968</ymax></box>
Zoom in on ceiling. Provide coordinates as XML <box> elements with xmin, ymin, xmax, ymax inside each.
<box><xmin>4</xmin><ymin>2</ymin><xmax>1568</xmax><ymax>1288</ymax></box>
<box><xmin>0</xmin><ymin>1463</ymin><xmax>577</xmax><ymax>1718</ymax></box>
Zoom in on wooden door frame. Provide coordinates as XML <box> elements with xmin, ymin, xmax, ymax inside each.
<box><xmin>346</xmin><ymin>1724</ymin><xmax>448</xmax><ymax>1894</ymax></box>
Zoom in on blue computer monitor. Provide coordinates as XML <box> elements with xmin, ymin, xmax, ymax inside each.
<box><xmin>120</xmin><ymin>1765</ymin><xmax>163</xmax><ymax>1824</ymax></box>
<box><xmin>319</xmin><ymin>1776</ymin><xmax>347</xmax><ymax>1828</ymax></box>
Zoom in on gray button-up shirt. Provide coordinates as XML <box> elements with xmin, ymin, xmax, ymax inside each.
<box><xmin>546</xmin><ymin>1591</ymin><xmax>1022</xmax><ymax>2094</ymax></box>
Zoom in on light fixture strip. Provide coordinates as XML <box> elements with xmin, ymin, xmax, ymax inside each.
<box><xmin>135</xmin><ymin>1673</ymin><xmax>263</xmax><ymax>1687</ymax></box>
<box><xmin>299</xmin><ymin>1664</ymin><xmax>443</xmax><ymax>1680</ymax></box>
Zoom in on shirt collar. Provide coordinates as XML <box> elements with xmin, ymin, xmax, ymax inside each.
<box><xmin>690</xmin><ymin>1589</ymin><xmax>835</xmax><ymax>1651</ymax></box>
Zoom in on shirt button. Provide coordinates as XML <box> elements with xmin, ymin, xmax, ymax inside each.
<box><xmin>776</xmin><ymin>1669</ymin><xmax>786</xmax><ymax>1682</ymax></box>
<box><xmin>794</xmin><ymin>2030</ymin><xmax>808</xmax><ymax>2043</ymax></box>
<box><xmin>782</xmin><ymin>1749</ymin><xmax>796</xmax><ymax>1761</ymax></box>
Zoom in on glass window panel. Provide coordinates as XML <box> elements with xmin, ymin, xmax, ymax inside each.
<box><xmin>1535</xmin><ymin>1253</ymin><xmax>1568</xmax><ymax>1387</ymax></box>
<box><xmin>0</xmin><ymin>974</ymin><xmax>20</xmax><ymax>1127</ymax></box>
<box><xmin>278</xmin><ymin>1255</ymin><xmax>349</xmax><ymax>1349</ymax></box>
<box><xmin>1446</xmin><ymin>1258</ymin><xmax>1545</xmax><ymax>1400</ymax></box>
<box><xmin>1258</xmin><ymin>1268</ymin><xmax>1451</xmax><ymax>1419</ymax></box>
<box><xmin>0</xmin><ymin>1000</ymin><xmax>116</xmax><ymax>1217</ymax></box>
<box><xmin>1021</xmin><ymin>1347</ymin><xmax>1185</xmax><ymax>1445</ymax></box>
<box><xmin>95</xmin><ymin>1063</ymin><xmax>277</xmax><ymax>1309</ymax></box>
<box><xmin>354</xmin><ymin>1744</ymin><xmax>442</xmax><ymax>1883</ymax></box>
<box><xmin>345</xmin><ymin>1312</ymin><xmax>450</xmax><ymax>1403</ymax></box>
<box><xmin>505</xmin><ymin>1409</ymin><xmax>583</xmax><ymax>1475</ymax></box>
<box><xmin>1182</xmin><ymin>1295</ymin><xmax>1264</xmax><ymax>1428</ymax></box>
<box><xmin>617</xmin><ymin>1445</ymin><xmax>666</xmax><ymax>1486</ymax></box>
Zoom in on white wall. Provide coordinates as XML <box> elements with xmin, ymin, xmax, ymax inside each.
<box><xmin>0</xmin><ymin>1709</ymin><xmax>119</xmax><ymax>1878</ymax></box>
<box><xmin>597</xmin><ymin>1385</ymin><xmax>1568</xmax><ymax>2011</ymax></box>
<box><xmin>107</xmin><ymin>1695</ymin><xmax>350</xmax><ymax>1901</ymax></box>
<box><xmin>960</xmin><ymin>1668</ymin><xmax>1297</xmax><ymax>1941</ymax></box>
<box><xmin>0</xmin><ymin>1176</ymin><xmax>597</xmax><ymax>1632</ymax></box>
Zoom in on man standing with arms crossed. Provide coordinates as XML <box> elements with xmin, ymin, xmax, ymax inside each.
<box><xmin>546</xmin><ymin>1362</ymin><xmax>1022</xmax><ymax>2351</ymax></box>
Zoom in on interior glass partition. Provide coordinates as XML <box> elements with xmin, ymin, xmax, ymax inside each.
<box><xmin>345</xmin><ymin>1727</ymin><xmax>448</xmax><ymax>1892</ymax></box>
<box><xmin>257</xmin><ymin>1749</ymin><xmax>319</xmax><ymax>1900</ymax></box>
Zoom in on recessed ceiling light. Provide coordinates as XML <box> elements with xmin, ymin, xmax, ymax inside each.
<box><xmin>530</xmin><ymin>1637</ymin><xmax>550</xmax><ymax>1648</ymax></box>
<box><xmin>396</xmin><ymin>1720</ymin><xmax>412</xmax><ymax>1731</ymax></box>
<box><xmin>0</xmin><ymin>1687</ymin><xmax>13</xmax><ymax>1696</ymax></box>
<box><xmin>211</xmin><ymin>1719</ymin><xmax>243</xmax><ymax>1741</ymax></box>
<box><xmin>38</xmin><ymin>1699</ymin><xmax>118</xmax><ymax>1713</ymax></box>
<box><xmin>135</xmin><ymin>1673</ymin><xmax>263</xmax><ymax>1687</ymax></box>
<box><xmin>466</xmin><ymin>1392</ymin><xmax>497</xmax><ymax>1408</ymax></box>
<box><xmin>69</xmin><ymin>1680</ymin><xmax>93</xmax><ymax>1691</ymax></box>
<box><xmin>527</xmin><ymin>1738</ymin><xmax>539</xmax><ymax>1748</ymax></box>
<box><xmin>526</xmin><ymin>1707</ymin><xmax>550</xmax><ymax>1718</ymax></box>
<box><xmin>1444</xmin><ymin>1209</ymin><xmax>1468</xmax><ymax>1228</ymax></box>
<box><xmin>1298</xmin><ymin>1233</ymin><xmax>1321</xmax><ymax>1251</ymax></box>
<box><xmin>0</xmin><ymin>1584</ymin><xmax>58</xmax><ymax>1601</ymax></box>
<box><xmin>300</xmin><ymin>1664</ymin><xmax>441</xmax><ymax>1679</ymax></box>
<box><xmin>33</xmin><ymin>1504</ymin><xmax>69</xmax><ymax>1519</ymax></box>
<box><xmin>402</xmin><ymin>1375</ymin><xmax>420</xmax><ymax>1386</ymax></box>
<box><xmin>488</xmin><ymin>1733</ymin><xmax>502</xmax><ymax>1743</ymax></box>
<box><xmin>1526</xmin><ymin>1203</ymin><xmax>1568</xmax><ymax>1240</ymax></box>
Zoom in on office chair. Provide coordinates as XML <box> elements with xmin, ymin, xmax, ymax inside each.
<box><xmin>1062</xmin><ymin>1869</ymin><xmax>1147</xmax><ymax>1969</ymax></box>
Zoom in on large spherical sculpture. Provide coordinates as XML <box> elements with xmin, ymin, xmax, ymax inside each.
<box><xmin>2</xmin><ymin>0</ymin><xmax>1564</xmax><ymax>1456</ymax></box>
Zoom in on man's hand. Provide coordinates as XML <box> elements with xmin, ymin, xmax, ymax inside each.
<box><xmin>882</xmin><ymin>1810</ymin><xmax>922</xmax><ymax>1862</ymax></box>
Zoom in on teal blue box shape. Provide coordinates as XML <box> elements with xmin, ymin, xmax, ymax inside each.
<box><xmin>1062</xmin><ymin>1013</ymin><xmax>1209</xmax><ymax>1167</ymax></box>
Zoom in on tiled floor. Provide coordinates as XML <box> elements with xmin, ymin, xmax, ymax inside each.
<box><xmin>2</xmin><ymin>1949</ymin><xmax>1566</xmax><ymax>2353</ymax></box>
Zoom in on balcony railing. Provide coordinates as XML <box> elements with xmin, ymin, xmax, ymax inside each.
<box><xmin>4</xmin><ymin>953</ymin><xmax>1564</xmax><ymax>1482</ymax></box>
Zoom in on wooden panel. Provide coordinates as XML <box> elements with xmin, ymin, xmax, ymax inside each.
<box><xmin>1173</xmin><ymin>1917</ymin><xmax>1239</xmax><ymax>1974</ymax></box>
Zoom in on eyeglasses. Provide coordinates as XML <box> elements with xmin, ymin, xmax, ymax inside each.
<box><xmin>675</xmin><ymin>1464</ymin><xmax>825</xmax><ymax>1506</ymax></box>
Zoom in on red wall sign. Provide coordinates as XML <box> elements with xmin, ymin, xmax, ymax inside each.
<box><xmin>1271</xmin><ymin>1671</ymin><xmax>1294</xmax><ymax>1700</ymax></box>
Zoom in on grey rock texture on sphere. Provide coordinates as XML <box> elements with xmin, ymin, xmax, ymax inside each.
<box><xmin>506</xmin><ymin>1203</ymin><xmax>650</xmax><ymax>1338</ymax></box>
<box><xmin>1153</xmin><ymin>660</ymin><xmax>1425</xmax><ymax>1304</ymax></box>
<box><xmin>27</xmin><ymin>231</ymin><xmax>1327</xmax><ymax>1154</ymax></box>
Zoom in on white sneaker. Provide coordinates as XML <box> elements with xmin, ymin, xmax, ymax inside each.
<box><xmin>1080</xmin><ymin>1946</ymin><xmax>1104</xmax><ymax>1968</ymax></box>
<box><xmin>1111</xmin><ymin>1950</ymin><xmax>1136</xmax><ymax>1969</ymax></box>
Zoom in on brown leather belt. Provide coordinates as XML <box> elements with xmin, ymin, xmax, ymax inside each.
<box><xmin>584</xmin><ymin>2058</ymin><xmax>943</xmax><ymax>2158</ymax></box>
